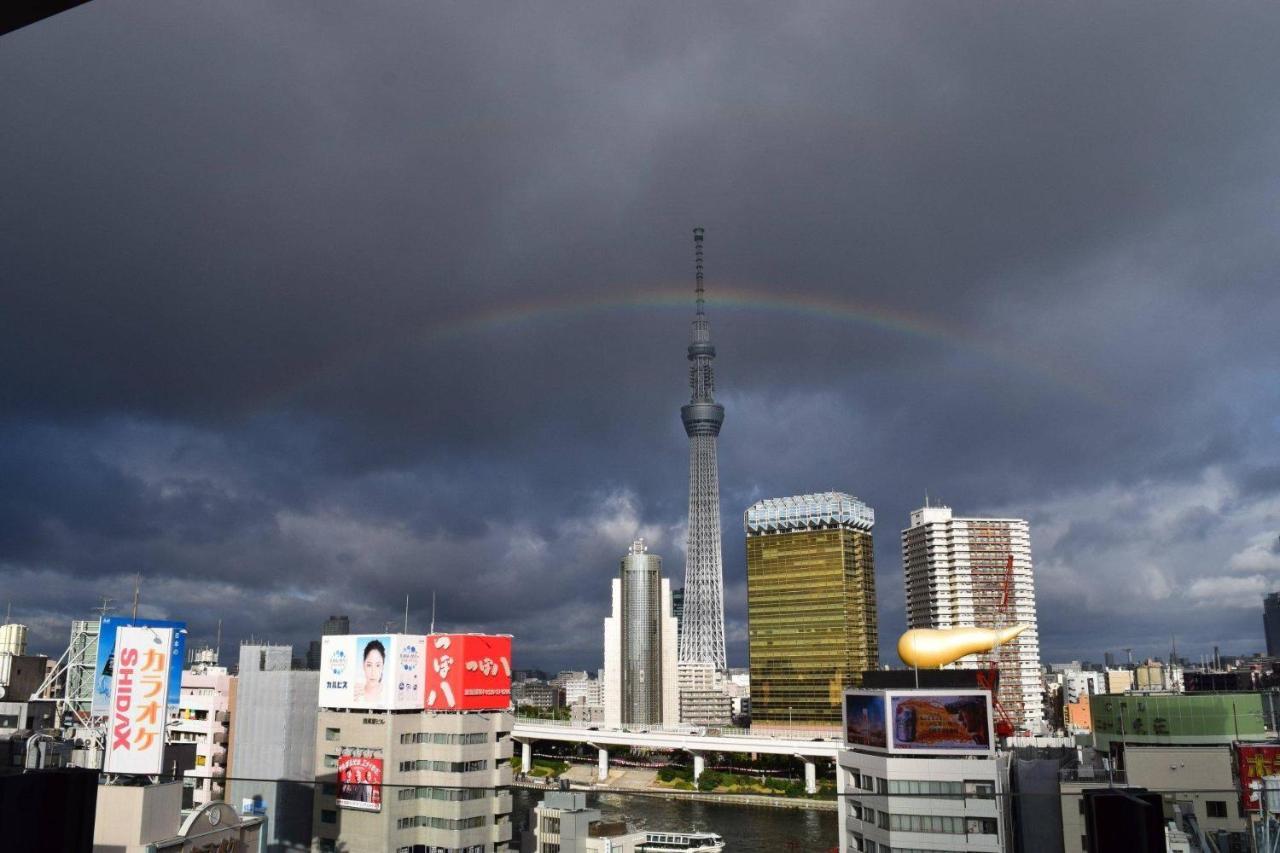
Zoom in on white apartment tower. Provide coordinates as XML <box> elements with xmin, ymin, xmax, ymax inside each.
<box><xmin>901</xmin><ymin>506</ymin><xmax>1044</xmax><ymax>733</ymax></box>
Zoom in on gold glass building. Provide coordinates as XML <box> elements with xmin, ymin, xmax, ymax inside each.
<box><xmin>745</xmin><ymin>492</ymin><xmax>878</xmax><ymax>729</ymax></box>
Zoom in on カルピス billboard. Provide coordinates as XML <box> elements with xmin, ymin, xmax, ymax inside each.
<box><xmin>104</xmin><ymin>626</ymin><xmax>173</xmax><ymax>774</ymax></box>
<box><xmin>318</xmin><ymin>635</ymin><xmax>425</xmax><ymax>710</ymax></box>
<box><xmin>426</xmin><ymin>634</ymin><xmax>512</xmax><ymax>711</ymax></box>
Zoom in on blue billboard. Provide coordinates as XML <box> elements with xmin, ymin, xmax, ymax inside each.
<box><xmin>91</xmin><ymin>616</ymin><xmax>187</xmax><ymax>715</ymax></box>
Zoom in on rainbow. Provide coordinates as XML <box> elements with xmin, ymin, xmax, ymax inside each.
<box><xmin>426</xmin><ymin>281</ymin><xmax>1109</xmax><ymax>402</ymax></box>
<box><xmin>264</xmin><ymin>281</ymin><xmax>1108</xmax><ymax>407</ymax></box>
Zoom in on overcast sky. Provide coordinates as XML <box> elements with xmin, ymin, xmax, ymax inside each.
<box><xmin>2</xmin><ymin>1</ymin><xmax>1278</xmax><ymax>672</ymax></box>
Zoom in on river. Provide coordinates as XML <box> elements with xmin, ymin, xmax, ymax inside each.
<box><xmin>512</xmin><ymin>788</ymin><xmax>838</xmax><ymax>852</ymax></box>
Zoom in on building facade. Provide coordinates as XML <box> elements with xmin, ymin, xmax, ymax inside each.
<box><xmin>678</xmin><ymin>227</ymin><xmax>728</xmax><ymax>671</ymax></box>
<box><xmin>837</xmin><ymin>747</ymin><xmax>1003</xmax><ymax>852</ymax></box>
<box><xmin>1089</xmin><ymin>692</ymin><xmax>1269</xmax><ymax>751</ymax></box>
<box><xmin>226</xmin><ymin>644</ymin><xmax>319</xmax><ymax>851</ymax></box>
<box><xmin>745</xmin><ymin>492</ymin><xmax>878</xmax><ymax>729</ymax></box>
<box><xmin>677</xmin><ymin>661</ymin><xmax>731</xmax><ymax>726</ymax></box>
<box><xmin>902</xmin><ymin>505</ymin><xmax>1044</xmax><ymax>733</ymax></box>
<box><xmin>312</xmin><ymin>708</ymin><xmax>513</xmax><ymax>852</ymax></box>
<box><xmin>171</xmin><ymin>663</ymin><xmax>233</xmax><ymax>807</ymax></box>
<box><xmin>603</xmin><ymin>540</ymin><xmax>679</xmax><ymax>727</ymax></box>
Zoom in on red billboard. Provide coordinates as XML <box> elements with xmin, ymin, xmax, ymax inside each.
<box><xmin>425</xmin><ymin>633</ymin><xmax>512</xmax><ymax>711</ymax></box>
<box><xmin>1236</xmin><ymin>744</ymin><xmax>1280</xmax><ymax>812</ymax></box>
<box><xmin>337</xmin><ymin>751</ymin><xmax>383</xmax><ymax>812</ymax></box>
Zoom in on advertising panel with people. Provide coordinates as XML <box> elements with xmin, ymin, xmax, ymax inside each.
<box><xmin>888</xmin><ymin>691</ymin><xmax>993</xmax><ymax>754</ymax></box>
<box><xmin>336</xmin><ymin>750</ymin><xmax>383</xmax><ymax>812</ymax></box>
<box><xmin>319</xmin><ymin>634</ymin><xmax>425</xmax><ymax>710</ymax></box>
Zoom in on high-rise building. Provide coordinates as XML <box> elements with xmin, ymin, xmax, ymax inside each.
<box><xmin>902</xmin><ymin>505</ymin><xmax>1044</xmax><ymax>733</ymax></box>
<box><xmin>226</xmin><ymin>644</ymin><xmax>319</xmax><ymax>851</ymax></box>
<box><xmin>745</xmin><ymin>492</ymin><xmax>879</xmax><ymax>729</ymax></box>
<box><xmin>679</xmin><ymin>228</ymin><xmax>727</xmax><ymax>671</ymax></box>
<box><xmin>671</xmin><ymin>587</ymin><xmax>684</xmax><ymax>639</ymax></box>
<box><xmin>603</xmin><ymin>540</ymin><xmax>679</xmax><ymax>727</ymax></box>
<box><xmin>307</xmin><ymin>614</ymin><xmax>352</xmax><ymax>670</ymax></box>
<box><xmin>1265</xmin><ymin>592</ymin><xmax>1280</xmax><ymax>657</ymax></box>
<box><xmin>171</xmin><ymin>662</ymin><xmax>234</xmax><ymax>807</ymax></box>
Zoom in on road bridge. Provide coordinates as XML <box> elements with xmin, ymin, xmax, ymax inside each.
<box><xmin>510</xmin><ymin>718</ymin><xmax>843</xmax><ymax>794</ymax></box>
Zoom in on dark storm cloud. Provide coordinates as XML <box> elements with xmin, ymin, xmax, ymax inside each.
<box><xmin>2</xmin><ymin>1</ymin><xmax>1279</xmax><ymax>668</ymax></box>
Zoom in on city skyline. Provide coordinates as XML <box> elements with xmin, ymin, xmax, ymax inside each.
<box><xmin>3</xmin><ymin>3</ymin><xmax>1280</xmax><ymax>672</ymax></box>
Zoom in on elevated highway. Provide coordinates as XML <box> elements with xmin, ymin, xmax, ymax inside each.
<box><xmin>510</xmin><ymin>717</ymin><xmax>843</xmax><ymax>793</ymax></box>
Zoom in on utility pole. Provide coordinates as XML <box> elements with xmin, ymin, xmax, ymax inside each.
<box><xmin>131</xmin><ymin>574</ymin><xmax>141</xmax><ymax>621</ymax></box>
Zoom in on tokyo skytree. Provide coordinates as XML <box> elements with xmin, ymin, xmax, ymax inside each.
<box><xmin>678</xmin><ymin>227</ymin><xmax>727</xmax><ymax>671</ymax></box>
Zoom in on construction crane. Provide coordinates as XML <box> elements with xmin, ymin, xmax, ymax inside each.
<box><xmin>977</xmin><ymin>553</ymin><xmax>1017</xmax><ymax>738</ymax></box>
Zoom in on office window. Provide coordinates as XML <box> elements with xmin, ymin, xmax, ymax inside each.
<box><xmin>324</xmin><ymin>727</ymin><xmax>340</xmax><ymax>741</ymax></box>
<box><xmin>1207</xmin><ymin>801</ymin><xmax>1227</xmax><ymax>818</ymax></box>
<box><xmin>320</xmin><ymin>809</ymin><xmax>337</xmax><ymax>824</ymax></box>
<box><xmin>322</xmin><ymin>754</ymin><xmax>338</xmax><ymax>769</ymax></box>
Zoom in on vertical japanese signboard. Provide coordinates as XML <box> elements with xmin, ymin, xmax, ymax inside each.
<box><xmin>104</xmin><ymin>625</ymin><xmax>172</xmax><ymax>774</ymax></box>
<box><xmin>425</xmin><ymin>634</ymin><xmax>512</xmax><ymax>711</ymax></box>
<box><xmin>1236</xmin><ymin>744</ymin><xmax>1280</xmax><ymax>813</ymax></box>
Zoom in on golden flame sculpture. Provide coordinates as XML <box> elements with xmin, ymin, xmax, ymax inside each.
<box><xmin>897</xmin><ymin>625</ymin><xmax>1029</xmax><ymax>669</ymax></box>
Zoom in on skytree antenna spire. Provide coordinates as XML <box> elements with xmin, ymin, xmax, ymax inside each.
<box><xmin>679</xmin><ymin>226</ymin><xmax>727</xmax><ymax>671</ymax></box>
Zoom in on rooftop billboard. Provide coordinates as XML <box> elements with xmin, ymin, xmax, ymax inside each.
<box><xmin>426</xmin><ymin>633</ymin><xmax>512</xmax><ymax>711</ymax></box>
<box><xmin>93</xmin><ymin>616</ymin><xmax>186</xmax><ymax>716</ymax></box>
<box><xmin>318</xmin><ymin>634</ymin><xmax>425</xmax><ymax>710</ymax></box>
<box><xmin>844</xmin><ymin>692</ymin><xmax>887</xmax><ymax>749</ymax></box>
<box><xmin>104</xmin><ymin>625</ymin><xmax>173</xmax><ymax>774</ymax></box>
<box><xmin>844</xmin><ymin>689</ymin><xmax>994</xmax><ymax>755</ymax></box>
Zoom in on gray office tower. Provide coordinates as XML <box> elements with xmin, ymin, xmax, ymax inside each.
<box><xmin>679</xmin><ymin>227</ymin><xmax>728</xmax><ymax>671</ymax></box>
<box><xmin>1266</xmin><ymin>592</ymin><xmax>1280</xmax><ymax>657</ymax></box>
<box><xmin>227</xmin><ymin>644</ymin><xmax>319</xmax><ymax>850</ymax></box>
<box><xmin>306</xmin><ymin>614</ymin><xmax>351</xmax><ymax>670</ymax></box>
<box><xmin>604</xmin><ymin>541</ymin><xmax>679</xmax><ymax>727</ymax></box>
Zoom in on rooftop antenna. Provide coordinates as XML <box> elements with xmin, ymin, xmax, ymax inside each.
<box><xmin>693</xmin><ymin>227</ymin><xmax>705</xmax><ymax>316</ymax></box>
<box><xmin>215</xmin><ymin>619</ymin><xmax>222</xmax><ymax>664</ymax></box>
<box><xmin>131</xmin><ymin>573</ymin><xmax>141</xmax><ymax>621</ymax></box>
<box><xmin>403</xmin><ymin>594</ymin><xmax>409</xmax><ymax>633</ymax></box>
<box><xmin>4</xmin><ymin>601</ymin><xmax>9</xmax><ymax>625</ymax></box>
<box><xmin>94</xmin><ymin>596</ymin><xmax>115</xmax><ymax>621</ymax></box>
<box><xmin>429</xmin><ymin>591</ymin><xmax>436</xmax><ymax>635</ymax></box>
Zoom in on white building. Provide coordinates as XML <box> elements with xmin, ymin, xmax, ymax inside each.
<box><xmin>170</xmin><ymin>663</ymin><xmax>233</xmax><ymax>807</ymax></box>
<box><xmin>603</xmin><ymin>540</ymin><xmax>679</xmax><ymax>728</ymax></box>
<box><xmin>677</xmin><ymin>661</ymin><xmax>731</xmax><ymax>726</ymax></box>
<box><xmin>837</xmin><ymin>689</ymin><xmax>1005</xmax><ymax>853</ymax></box>
<box><xmin>1061</xmin><ymin>669</ymin><xmax>1102</xmax><ymax>705</ymax></box>
<box><xmin>529</xmin><ymin>790</ymin><xmax>645</xmax><ymax>852</ymax></box>
<box><xmin>902</xmin><ymin>506</ymin><xmax>1044</xmax><ymax>733</ymax></box>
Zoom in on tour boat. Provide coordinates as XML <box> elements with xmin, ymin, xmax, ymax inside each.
<box><xmin>638</xmin><ymin>831</ymin><xmax>726</xmax><ymax>852</ymax></box>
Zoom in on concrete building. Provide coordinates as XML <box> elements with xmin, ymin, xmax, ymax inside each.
<box><xmin>306</xmin><ymin>615</ymin><xmax>351</xmax><ymax>671</ymax></box>
<box><xmin>836</xmin><ymin>692</ymin><xmax>1004</xmax><ymax>853</ymax></box>
<box><xmin>1062</xmin><ymin>669</ymin><xmax>1102</xmax><ymax>705</ymax></box>
<box><xmin>677</xmin><ymin>661</ymin><xmax>731</xmax><ymax>726</ymax></box>
<box><xmin>902</xmin><ymin>505</ymin><xmax>1044</xmax><ymax>733</ymax></box>
<box><xmin>311</xmin><ymin>707</ymin><xmax>513</xmax><ymax>852</ymax></box>
<box><xmin>745</xmin><ymin>492</ymin><xmax>879</xmax><ymax>730</ymax></box>
<box><xmin>1124</xmin><ymin>745</ymin><xmax>1247</xmax><ymax>839</ymax></box>
<box><xmin>226</xmin><ymin>644</ymin><xmax>319</xmax><ymax>851</ymax></box>
<box><xmin>93</xmin><ymin>783</ymin><xmax>264</xmax><ymax>853</ymax></box>
<box><xmin>602</xmin><ymin>540</ymin><xmax>679</xmax><ymax>728</ymax></box>
<box><xmin>1063</xmin><ymin>697</ymin><xmax>1092</xmax><ymax>734</ymax></box>
<box><xmin>1104</xmin><ymin>668</ymin><xmax>1134</xmax><ymax>694</ymax></box>
<box><xmin>527</xmin><ymin>790</ymin><xmax>645</xmax><ymax>852</ymax></box>
<box><xmin>171</xmin><ymin>662</ymin><xmax>234</xmax><ymax>807</ymax></box>
<box><xmin>512</xmin><ymin>680</ymin><xmax>562</xmax><ymax>711</ymax></box>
